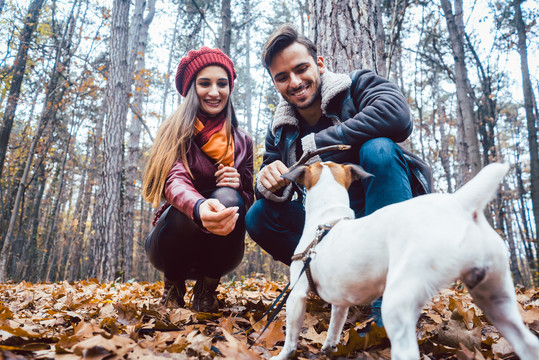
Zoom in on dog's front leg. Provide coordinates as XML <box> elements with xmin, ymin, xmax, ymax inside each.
<box><xmin>270</xmin><ymin>279</ymin><xmax>309</xmax><ymax>360</ymax></box>
<box><xmin>321</xmin><ymin>305</ymin><xmax>348</xmax><ymax>354</ymax></box>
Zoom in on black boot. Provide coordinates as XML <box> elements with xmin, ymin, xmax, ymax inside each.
<box><xmin>192</xmin><ymin>277</ymin><xmax>220</xmax><ymax>313</ymax></box>
<box><xmin>161</xmin><ymin>278</ymin><xmax>186</xmax><ymax>308</ymax></box>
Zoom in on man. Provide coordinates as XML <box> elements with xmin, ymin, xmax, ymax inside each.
<box><xmin>245</xmin><ymin>24</ymin><xmax>432</xmax><ymax>268</ymax></box>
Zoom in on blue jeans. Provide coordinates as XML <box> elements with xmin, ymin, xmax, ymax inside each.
<box><xmin>245</xmin><ymin>138</ymin><xmax>412</xmax><ymax>265</ymax></box>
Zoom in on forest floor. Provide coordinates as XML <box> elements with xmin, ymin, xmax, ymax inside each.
<box><xmin>0</xmin><ymin>277</ymin><xmax>538</xmax><ymax>359</ymax></box>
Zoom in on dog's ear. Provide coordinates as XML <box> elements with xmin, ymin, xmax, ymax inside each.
<box><xmin>281</xmin><ymin>165</ymin><xmax>308</xmax><ymax>185</ymax></box>
<box><xmin>345</xmin><ymin>164</ymin><xmax>373</xmax><ymax>184</ymax></box>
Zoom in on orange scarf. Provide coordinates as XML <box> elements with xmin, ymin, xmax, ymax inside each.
<box><xmin>194</xmin><ymin>111</ymin><xmax>234</xmax><ymax>166</ymax></box>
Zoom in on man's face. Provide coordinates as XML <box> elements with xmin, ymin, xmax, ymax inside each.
<box><xmin>268</xmin><ymin>42</ymin><xmax>325</xmax><ymax>111</ymax></box>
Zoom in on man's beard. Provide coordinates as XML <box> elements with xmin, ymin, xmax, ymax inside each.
<box><xmin>287</xmin><ymin>75</ymin><xmax>322</xmax><ymax>110</ymax></box>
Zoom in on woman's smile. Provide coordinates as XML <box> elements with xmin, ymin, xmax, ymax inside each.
<box><xmin>196</xmin><ymin>66</ymin><xmax>230</xmax><ymax>116</ymax></box>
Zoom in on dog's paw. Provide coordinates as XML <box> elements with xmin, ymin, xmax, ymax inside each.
<box><xmin>321</xmin><ymin>343</ymin><xmax>338</xmax><ymax>354</ymax></box>
<box><xmin>269</xmin><ymin>355</ymin><xmax>289</xmax><ymax>360</ymax></box>
<box><xmin>269</xmin><ymin>350</ymin><xmax>294</xmax><ymax>360</ymax></box>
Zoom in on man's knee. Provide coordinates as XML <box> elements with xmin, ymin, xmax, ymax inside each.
<box><xmin>245</xmin><ymin>199</ymin><xmax>268</xmax><ymax>240</ymax></box>
<box><xmin>360</xmin><ymin>138</ymin><xmax>402</xmax><ymax>171</ymax></box>
<box><xmin>245</xmin><ymin>199</ymin><xmax>302</xmax><ymax>239</ymax></box>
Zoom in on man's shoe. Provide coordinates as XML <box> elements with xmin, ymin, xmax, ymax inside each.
<box><xmin>161</xmin><ymin>278</ymin><xmax>186</xmax><ymax>308</ymax></box>
<box><xmin>358</xmin><ymin>298</ymin><xmax>383</xmax><ymax>337</ymax></box>
<box><xmin>192</xmin><ymin>277</ymin><xmax>220</xmax><ymax>313</ymax></box>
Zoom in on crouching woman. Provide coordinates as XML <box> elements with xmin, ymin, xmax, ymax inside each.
<box><xmin>142</xmin><ymin>47</ymin><xmax>254</xmax><ymax>313</ymax></box>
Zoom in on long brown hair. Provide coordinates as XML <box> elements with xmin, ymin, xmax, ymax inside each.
<box><xmin>142</xmin><ymin>81</ymin><xmax>236</xmax><ymax>208</ymax></box>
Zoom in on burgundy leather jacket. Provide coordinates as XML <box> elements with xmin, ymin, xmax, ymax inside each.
<box><xmin>153</xmin><ymin>127</ymin><xmax>254</xmax><ymax>226</ymax></box>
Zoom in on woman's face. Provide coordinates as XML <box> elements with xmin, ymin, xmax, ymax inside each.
<box><xmin>195</xmin><ymin>65</ymin><xmax>230</xmax><ymax>117</ymax></box>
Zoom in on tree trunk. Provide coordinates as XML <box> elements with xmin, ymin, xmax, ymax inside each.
<box><xmin>0</xmin><ymin>0</ymin><xmax>77</xmax><ymax>281</ymax></box>
<box><xmin>63</xmin><ymin>169</ymin><xmax>87</xmax><ymax>281</ymax></box>
<box><xmin>81</xmin><ymin>109</ymin><xmax>105</xmax><ymax>279</ymax></box>
<box><xmin>160</xmin><ymin>2</ymin><xmax>181</xmax><ymax>122</ymax></box>
<box><xmin>244</xmin><ymin>0</ymin><xmax>252</xmax><ymax>133</ymax></box>
<box><xmin>501</xmin><ymin>201</ymin><xmax>524</xmax><ymax>286</ymax></box>
<box><xmin>309</xmin><ymin>0</ymin><xmax>386</xmax><ymax>75</ymax></box>
<box><xmin>218</xmin><ymin>0</ymin><xmax>231</xmax><ymax>55</ymax></box>
<box><xmin>465</xmin><ymin>33</ymin><xmax>497</xmax><ymax>164</ymax></box>
<box><xmin>91</xmin><ymin>0</ymin><xmax>131</xmax><ymax>281</ymax></box>
<box><xmin>0</xmin><ymin>0</ymin><xmax>46</xmax><ymax>180</ymax></box>
<box><xmin>17</xmin><ymin>161</ymin><xmax>46</xmax><ymax>281</ymax></box>
<box><xmin>514</xmin><ymin>0</ymin><xmax>539</xmax><ymax>257</ymax></box>
<box><xmin>386</xmin><ymin>0</ymin><xmax>409</xmax><ymax>79</ymax></box>
<box><xmin>37</xmin><ymin>163</ymin><xmax>60</xmax><ymax>279</ymax></box>
<box><xmin>124</xmin><ymin>0</ymin><xmax>156</xmax><ymax>280</ymax></box>
<box><xmin>433</xmin><ymin>71</ymin><xmax>453</xmax><ymax>192</ymax></box>
<box><xmin>0</xmin><ymin>83</ymin><xmax>42</xmax><ymax>240</ymax></box>
<box><xmin>440</xmin><ymin>0</ymin><xmax>481</xmax><ymax>182</ymax></box>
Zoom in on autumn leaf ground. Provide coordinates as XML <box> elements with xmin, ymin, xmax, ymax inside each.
<box><xmin>1</xmin><ymin>278</ymin><xmax>539</xmax><ymax>359</ymax></box>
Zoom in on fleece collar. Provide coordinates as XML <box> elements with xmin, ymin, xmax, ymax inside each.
<box><xmin>271</xmin><ymin>70</ymin><xmax>352</xmax><ymax>135</ymax></box>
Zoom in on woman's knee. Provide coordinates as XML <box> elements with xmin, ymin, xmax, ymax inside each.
<box><xmin>212</xmin><ymin>187</ymin><xmax>244</xmax><ymax>212</ymax></box>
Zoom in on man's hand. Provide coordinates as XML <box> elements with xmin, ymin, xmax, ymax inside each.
<box><xmin>215</xmin><ymin>164</ymin><xmax>240</xmax><ymax>189</ymax></box>
<box><xmin>199</xmin><ymin>199</ymin><xmax>239</xmax><ymax>236</ymax></box>
<box><xmin>259</xmin><ymin>160</ymin><xmax>290</xmax><ymax>193</ymax></box>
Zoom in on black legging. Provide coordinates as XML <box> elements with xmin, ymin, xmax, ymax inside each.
<box><xmin>145</xmin><ymin>187</ymin><xmax>245</xmax><ymax>281</ymax></box>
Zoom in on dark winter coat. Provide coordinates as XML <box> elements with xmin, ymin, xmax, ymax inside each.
<box><xmin>256</xmin><ymin>69</ymin><xmax>433</xmax><ymax>202</ymax></box>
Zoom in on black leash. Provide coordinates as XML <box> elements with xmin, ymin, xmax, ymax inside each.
<box><xmin>242</xmin><ymin>257</ymin><xmax>312</xmax><ymax>349</ymax></box>
<box><xmin>290</xmin><ymin>219</ymin><xmax>347</xmax><ymax>296</ymax></box>
<box><xmin>244</xmin><ymin>219</ymin><xmax>346</xmax><ymax>348</ymax></box>
<box><xmin>138</xmin><ymin>221</ymin><xmax>343</xmax><ymax>348</ymax></box>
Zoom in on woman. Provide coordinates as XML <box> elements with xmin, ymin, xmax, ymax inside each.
<box><xmin>143</xmin><ymin>47</ymin><xmax>254</xmax><ymax>313</ymax></box>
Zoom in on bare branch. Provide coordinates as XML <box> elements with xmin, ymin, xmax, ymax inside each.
<box><xmin>129</xmin><ymin>103</ymin><xmax>154</xmax><ymax>142</ymax></box>
<box><xmin>290</xmin><ymin>145</ymin><xmax>352</xmax><ymax>170</ymax></box>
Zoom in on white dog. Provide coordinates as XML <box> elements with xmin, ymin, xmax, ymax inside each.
<box><xmin>270</xmin><ymin>161</ymin><xmax>539</xmax><ymax>360</ymax></box>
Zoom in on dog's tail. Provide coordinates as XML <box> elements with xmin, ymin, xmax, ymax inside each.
<box><xmin>453</xmin><ymin>163</ymin><xmax>510</xmax><ymax>212</ymax></box>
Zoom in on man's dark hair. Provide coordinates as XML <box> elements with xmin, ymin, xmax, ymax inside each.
<box><xmin>262</xmin><ymin>24</ymin><xmax>317</xmax><ymax>70</ymax></box>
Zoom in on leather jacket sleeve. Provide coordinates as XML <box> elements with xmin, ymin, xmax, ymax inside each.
<box><xmin>310</xmin><ymin>70</ymin><xmax>413</xmax><ymax>152</ymax></box>
<box><xmin>237</xmin><ymin>130</ymin><xmax>255</xmax><ymax>209</ymax></box>
<box><xmin>163</xmin><ymin>159</ymin><xmax>205</xmax><ymax>221</ymax></box>
<box><xmin>254</xmin><ymin>123</ymin><xmax>295</xmax><ymax>201</ymax></box>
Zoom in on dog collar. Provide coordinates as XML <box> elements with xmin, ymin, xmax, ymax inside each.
<box><xmin>291</xmin><ymin>217</ymin><xmax>350</xmax><ymax>296</ymax></box>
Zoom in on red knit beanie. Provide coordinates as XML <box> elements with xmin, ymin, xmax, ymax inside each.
<box><xmin>175</xmin><ymin>46</ymin><xmax>237</xmax><ymax>97</ymax></box>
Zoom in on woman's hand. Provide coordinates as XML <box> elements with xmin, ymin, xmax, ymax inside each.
<box><xmin>215</xmin><ymin>164</ymin><xmax>241</xmax><ymax>189</ymax></box>
<box><xmin>199</xmin><ymin>198</ymin><xmax>239</xmax><ymax>236</ymax></box>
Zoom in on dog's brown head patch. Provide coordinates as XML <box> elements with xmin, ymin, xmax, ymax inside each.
<box><xmin>281</xmin><ymin>162</ymin><xmax>372</xmax><ymax>190</ymax></box>
<box><xmin>280</xmin><ymin>162</ymin><xmax>323</xmax><ymax>190</ymax></box>
<box><xmin>302</xmin><ymin>162</ymin><xmax>323</xmax><ymax>190</ymax></box>
<box><xmin>327</xmin><ymin>162</ymin><xmax>372</xmax><ymax>189</ymax></box>
<box><xmin>326</xmin><ymin>163</ymin><xmax>350</xmax><ymax>189</ymax></box>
